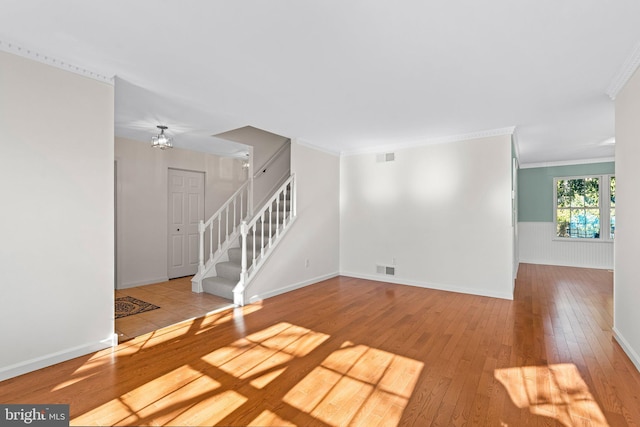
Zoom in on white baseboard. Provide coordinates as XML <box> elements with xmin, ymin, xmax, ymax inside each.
<box><xmin>247</xmin><ymin>272</ymin><xmax>339</xmax><ymax>304</ymax></box>
<box><xmin>118</xmin><ymin>276</ymin><xmax>169</xmax><ymax>289</ymax></box>
<box><xmin>340</xmin><ymin>271</ymin><xmax>514</xmax><ymax>300</ymax></box>
<box><xmin>518</xmin><ymin>258</ymin><xmax>612</xmax><ymax>270</ymax></box>
<box><xmin>0</xmin><ymin>334</ymin><xmax>117</xmax><ymax>382</ymax></box>
<box><xmin>340</xmin><ymin>271</ymin><xmax>513</xmax><ymax>300</ymax></box>
<box><xmin>613</xmin><ymin>327</ymin><xmax>640</xmax><ymax>373</ymax></box>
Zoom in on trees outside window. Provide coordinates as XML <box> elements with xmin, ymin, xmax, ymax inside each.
<box><xmin>555</xmin><ymin>175</ymin><xmax>615</xmax><ymax>240</ymax></box>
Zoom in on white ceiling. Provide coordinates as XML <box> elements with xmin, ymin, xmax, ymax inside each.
<box><xmin>2</xmin><ymin>0</ymin><xmax>639</xmax><ymax>165</ymax></box>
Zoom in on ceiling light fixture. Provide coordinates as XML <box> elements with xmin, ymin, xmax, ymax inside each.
<box><xmin>151</xmin><ymin>125</ymin><xmax>173</xmax><ymax>149</ymax></box>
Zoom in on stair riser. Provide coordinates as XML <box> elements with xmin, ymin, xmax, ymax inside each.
<box><xmin>202</xmin><ymin>280</ymin><xmax>234</xmax><ymax>300</ymax></box>
<box><xmin>216</xmin><ymin>263</ymin><xmax>241</xmax><ymax>281</ymax></box>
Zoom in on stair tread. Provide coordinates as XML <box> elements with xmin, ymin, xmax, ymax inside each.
<box><xmin>217</xmin><ymin>260</ymin><xmax>242</xmax><ymax>268</ymax></box>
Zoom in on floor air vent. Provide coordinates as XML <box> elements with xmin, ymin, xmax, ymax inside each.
<box><xmin>376</xmin><ymin>265</ymin><xmax>395</xmax><ymax>276</ymax></box>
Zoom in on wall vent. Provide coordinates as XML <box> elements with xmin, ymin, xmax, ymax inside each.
<box><xmin>376</xmin><ymin>152</ymin><xmax>395</xmax><ymax>162</ymax></box>
<box><xmin>376</xmin><ymin>265</ymin><xmax>395</xmax><ymax>276</ymax></box>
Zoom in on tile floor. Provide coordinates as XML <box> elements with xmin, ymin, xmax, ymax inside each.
<box><xmin>114</xmin><ymin>276</ymin><xmax>233</xmax><ymax>342</ymax></box>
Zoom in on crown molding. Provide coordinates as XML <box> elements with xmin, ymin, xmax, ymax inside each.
<box><xmin>340</xmin><ymin>126</ymin><xmax>516</xmax><ymax>157</ymax></box>
<box><xmin>606</xmin><ymin>40</ymin><xmax>640</xmax><ymax>100</ymax></box>
<box><xmin>519</xmin><ymin>157</ymin><xmax>615</xmax><ymax>169</ymax></box>
<box><xmin>0</xmin><ymin>39</ymin><xmax>114</xmax><ymax>85</ymax></box>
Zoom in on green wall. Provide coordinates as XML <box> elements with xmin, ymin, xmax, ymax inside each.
<box><xmin>518</xmin><ymin>162</ymin><xmax>615</xmax><ymax>222</ymax></box>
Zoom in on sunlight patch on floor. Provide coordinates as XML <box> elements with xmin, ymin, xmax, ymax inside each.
<box><xmin>494</xmin><ymin>363</ymin><xmax>609</xmax><ymax>426</ymax></box>
<box><xmin>249</xmin><ymin>409</ymin><xmax>297</xmax><ymax>426</ymax></box>
<box><xmin>71</xmin><ymin>321</ymin><xmax>422</xmax><ymax>426</ymax></box>
<box><xmin>202</xmin><ymin>322</ymin><xmax>331</xmax><ymax>387</ymax></box>
<box><xmin>284</xmin><ymin>341</ymin><xmax>424</xmax><ymax>426</ymax></box>
<box><xmin>72</xmin><ymin>365</ymin><xmax>249</xmax><ymax>426</ymax></box>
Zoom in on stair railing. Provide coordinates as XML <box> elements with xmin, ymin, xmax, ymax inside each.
<box><xmin>195</xmin><ymin>179</ymin><xmax>253</xmax><ymax>281</ymax></box>
<box><xmin>234</xmin><ymin>174</ymin><xmax>296</xmax><ymax>306</ymax></box>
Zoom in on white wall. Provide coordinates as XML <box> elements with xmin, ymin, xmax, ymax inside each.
<box><xmin>614</xmin><ymin>67</ymin><xmax>640</xmax><ymax>371</ymax></box>
<box><xmin>519</xmin><ymin>222</ymin><xmax>614</xmax><ymax>269</ymax></box>
<box><xmin>244</xmin><ymin>141</ymin><xmax>340</xmax><ymax>302</ymax></box>
<box><xmin>0</xmin><ymin>51</ymin><xmax>115</xmax><ymax>380</ymax></box>
<box><xmin>340</xmin><ymin>135</ymin><xmax>514</xmax><ymax>299</ymax></box>
<box><xmin>115</xmin><ymin>137</ymin><xmax>246</xmax><ymax>288</ymax></box>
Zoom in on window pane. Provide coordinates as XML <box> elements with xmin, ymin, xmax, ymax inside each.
<box><xmin>568</xmin><ymin>208</ymin><xmax>600</xmax><ymax>238</ymax></box>
<box><xmin>584</xmin><ymin>208</ymin><xmax>600</xmax><ymax>238</ymax></box>
<box><xmin>568</xmin><ymin>179</ymin><xmax>585</xmax><ymax>207</ymax></box>
<box><xmin>584</xmin><ymin>178</ymin><xmax>599</xmax><ymax>207</ymax></box>
<box><xmin>610</xmin><ymin>176</ymin><xmax>615</xmax><ymax>208</ymax></box>
<box><xmin>610</xmin><ymin>176</ymin><xmax>615</xmax><ymax>239</ymax></box>
<box><xmin>557</xmin><ymin>209</ymin><xmax>570</xmax><ymax>237</ymax></box>
<box><xmin>610</xmin><ymin>207</ymin><xmax>615</xmax><ymax>239</ymax></box>
<box><xmin>557</xmin><ymin>180</ymin><xmax>571</xmax><ymax>207</ymax></box>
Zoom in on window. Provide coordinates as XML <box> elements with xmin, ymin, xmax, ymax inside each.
<box><xmin>609</xmin><ymin>176</ymin><xmax>616</xmax><ymax>238</ymax></box>
<box><xmin>554</xmin><ymin>175</ymin><xmax>615</xmax><ymax>240</ymax></box>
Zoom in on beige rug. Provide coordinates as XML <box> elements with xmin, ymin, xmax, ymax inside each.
<box><xmin>115</xmin><ymin>296</ymin><xmax>160</xmax><ymax>319</ymax></box>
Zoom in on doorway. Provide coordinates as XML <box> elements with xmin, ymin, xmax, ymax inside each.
<box><xmin>167</xmin><ymin>168</ymin><xmax>205</xmax><ymax>279</ymax></box>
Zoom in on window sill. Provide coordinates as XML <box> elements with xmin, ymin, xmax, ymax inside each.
<box><xmin>552</xmin><ymin>238</ymin><xmax>614</xmax><ymax>244</ymax></box>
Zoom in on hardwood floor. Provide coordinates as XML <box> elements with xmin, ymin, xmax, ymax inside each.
<box><xmin>115</xmin><ymin>276</ymin><xmax>233</xmax><ymax>341</ymax></box>
<box><xmin>2</xmin><ymin>264</ymin><xmax>640</xmax><ymax>426</ymax></box>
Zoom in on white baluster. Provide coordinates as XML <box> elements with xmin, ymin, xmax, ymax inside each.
<box><xmin>208</xmin><ymin>222</ymin><xmax>213</xmax><ymax>262</ymax></box>
<box><xmin>233</xmin><ymin>198</ymin><xmax>237</xmax><ymax>233</ymax></box>
<box><xmin>260</xmin><ymin>214</ymin><xmax>265</xmax><ymax>259</ymax></box>
<box><xmin>198</xmin><ymin>220</ymin><xmax>205</xmax><ymax>272</ymax></box>
<box><xmin>282</xmin><ymin>187</ymin><xmax>288</xmax><ymax>227</ymax></box>
<box><xmin>268</xmin><ymin>205</ymin><xmax>273</xmax><ymax>248</ymax></box>
<box><xmin>240</xmin><ymin>221</ymin><xmax>248</xmax><ymax>281</ymax></box>
<box><xmin>252</xmin><ymin>225</ymin><xmax>256</xmax><ymax>267</ymax></box>
<box><xmin>217</xmin><ymin>217</ymin><xmax>221</xmax><ymax>255</ymax></box>
<box><xmin>275</xmin><ymin>196</ymin><xmax>280</xmax><ymax>238</ymax></box>
<box><xmin>225</xmin><ymin>206</ymin><xmax>229</xmax><ymax>242</ymax></box>
<box><xmin>240</xmin><ymin>192</ymin><xmax>244</xmax><ymax>223</ymax></box>
<box><xmin>292</xmin><ymin>175</ymin><xmax>297</xmax><ymax>217</ymax></box>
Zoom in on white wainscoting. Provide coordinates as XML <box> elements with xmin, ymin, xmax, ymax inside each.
<box><xmin>518</xmin><ymin>222</ymin><xmax>614</xmax><ymax>269</ymax></box>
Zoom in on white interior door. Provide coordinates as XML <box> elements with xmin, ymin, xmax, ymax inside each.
<box><xmin>168</xmin><ymin>169</ymin><xmax>205</xmax><ymax>279</ymax></box>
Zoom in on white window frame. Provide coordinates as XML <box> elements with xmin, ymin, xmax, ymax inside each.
<box><xmin>553</xmin><ymin>174</ymin><xmax>615</xmax><ymax>241</ymax></box>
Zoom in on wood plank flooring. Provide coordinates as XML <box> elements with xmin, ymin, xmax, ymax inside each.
<box><xmin>115</xmin><ymin>276</ymin><xmax>233</xmax><ymax>341</ymax></box>
<box><xmin>2</xmin><ymin>264</ymin><xmax>640</xmax><ymax>426</ymax></box>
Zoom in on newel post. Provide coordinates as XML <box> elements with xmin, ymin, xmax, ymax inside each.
<box><xmin>235</xmin><ymin>220</ymin><xmax>249</xmax><ymax>307</ymax></box>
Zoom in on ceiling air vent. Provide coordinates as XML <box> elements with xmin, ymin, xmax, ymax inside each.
<box><xmin>376</xmin><ymin>265</ymin><xmax>395</xmax><ymax>276</ymax></box>
<box><xmin>376</xmin><ymin>152</ymin><xmax>395</xmax><ymax>162</ymax></box>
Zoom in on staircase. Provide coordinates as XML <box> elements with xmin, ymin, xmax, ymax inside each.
<box><xmin>192</xmin><ymin>175</ymin><xmax>296</xmax><ymax>306</ymax></box>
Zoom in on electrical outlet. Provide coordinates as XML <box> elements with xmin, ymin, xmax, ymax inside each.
<box><xmin>305</xmin><ymin>259</ymin><xmax>310</xmax><ymax>268</ymax></box>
